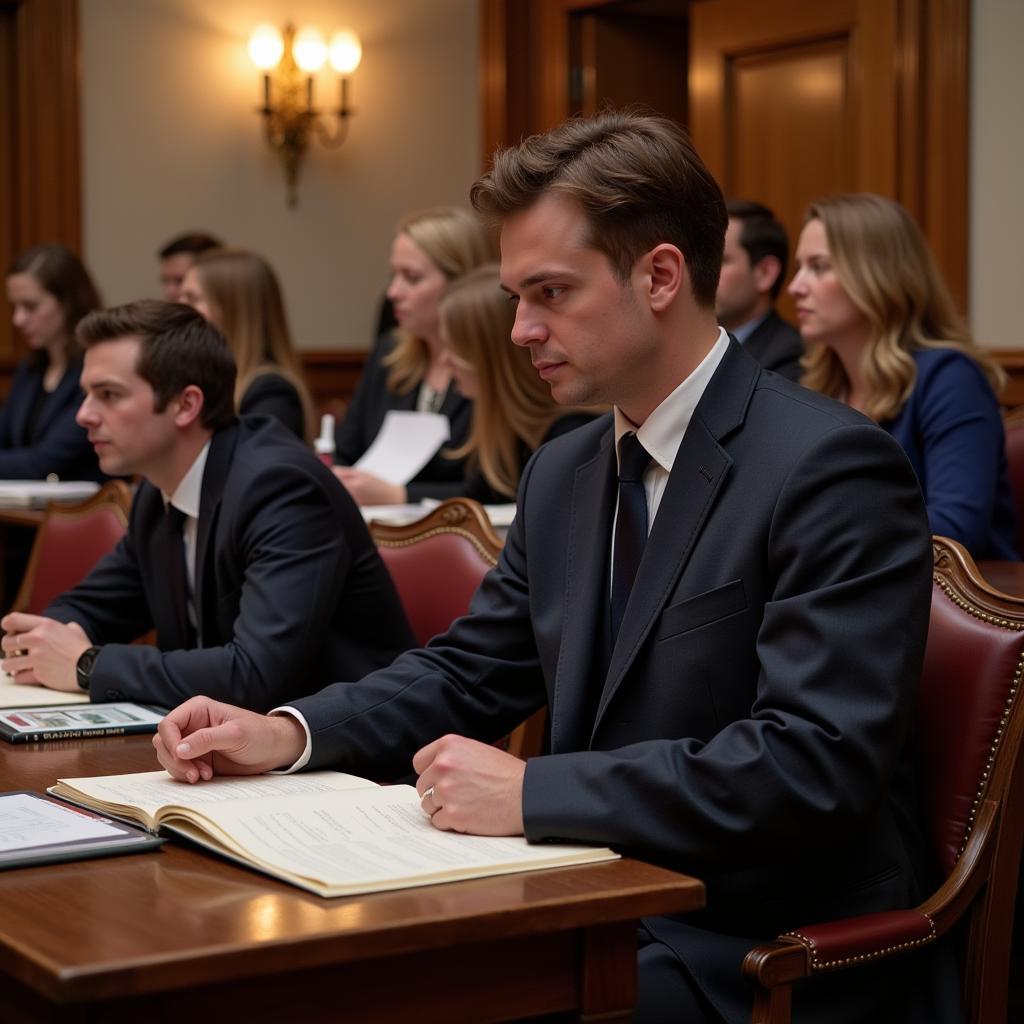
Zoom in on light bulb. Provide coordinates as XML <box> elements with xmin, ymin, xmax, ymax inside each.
<box><xmin>293</xmin><ymin>27</ymin><xmax>327</xmax><ymax>73</ymax></box>
<box><xmin>329</xmin><ymin>30</ymin><xmax>362</xmax><ymax>74</ymax></box>
<box><xmin>248</xmin><ymin>24</ymin><xmax>284</xmax><ymax>70</ymax></box>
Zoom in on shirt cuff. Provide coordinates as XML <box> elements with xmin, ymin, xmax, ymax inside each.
<box><xmin>267</xmin><ymin>706</ymin><xmax>312</xmax><ymax>773</ymax></box>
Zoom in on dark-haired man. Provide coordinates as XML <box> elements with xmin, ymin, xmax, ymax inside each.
<box><xmin>158</xmin><ymin>232</ymin><xmax>222</xmax><ymax>301</ymax></box>
<box><xmin>1</xmin><ymin>300</ymin><xmax>414</xmax><ymax>711</ymax></box>
<box><xmin>716</xmin><ymin>199</ymin><xmax>804</xmax><ymax>381</ymax></box>
<box><xmin>152</xmin><ymin>115</ymin><xmax>954</xmax><ymax>1023</ymax></box>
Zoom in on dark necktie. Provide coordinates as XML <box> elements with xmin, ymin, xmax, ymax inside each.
<box><xmin>164</xmin><ymin>505</ymin><xmax>195</xmax><ymax>649</ymax></box>
<box><xmin>611</xmin><ymin>432</ymin><xmax>652</xmax><ymax>641</ymax></box>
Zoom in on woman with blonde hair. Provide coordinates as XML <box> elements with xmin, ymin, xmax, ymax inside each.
<box><xmin>791</xmin><ymin>192</ymin><xmax>1016</xmax><ymax>559</ymax></box>
<box><xmin>439</xmin><ymin>264</ymin><xmax>597</xmax><ymax>503</ymax></box>
<box><xmin>333</xmin><ymin>206</ymin><xmax>497</xmax><ymax>505</ymax></box>
<box><xmin>180</xmin><ymin>248</ymin><xmax>314</xmax><ymax>442</ymax></box>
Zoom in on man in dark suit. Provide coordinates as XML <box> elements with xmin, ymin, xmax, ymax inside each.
<box><xmin>0</xmin><ymin>300</ymin><xmax>414</xmax><ymax>711</ymax></box>
<box><xmin>717</xmin><ymin>199</ymin><xmax>804</xmax><ymax>381</ymax></box>
<box><xmin>152</xmin><ymin>115</ymin><xmax>955</xmax><ymax>1023</ymax></box>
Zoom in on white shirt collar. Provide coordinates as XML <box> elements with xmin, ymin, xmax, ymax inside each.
<box><xmin>164</xmin><ymin>440</ymin><xmax>211</xmax><ymax>519</ymax></box>
<box><xmin>613</xmin><ymin>327</ymin><xmax>730</xmax><ymax>472</ymax></box>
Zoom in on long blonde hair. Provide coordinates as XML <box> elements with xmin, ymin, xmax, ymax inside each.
<box><xmin>442</xmin><ymin>265</ymin><xmax>593</xmax><ymax>498</ymax></box>
<box><xmin>800</xmin><ymin>193</ymin><xmax>1003</xmax><ymax>422</ymax></box>
<box><xmin>191</xmin><ymin>248</ymin><xmax>314</xmax><ymax>442</ymax></box>
<box><xmin>383</xmin><ymin>207</ymin><xmax>497</xmax><ymax>394</ymax></box>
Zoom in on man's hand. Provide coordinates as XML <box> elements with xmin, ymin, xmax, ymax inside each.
<box><xmin>413</xmin><ymin>735</ymin><xmax>526</xmax><ymax>836</ymax></box>
<box><xmin>153</xmin><ymin>696</ymin><xmax>308</xmax><ymax>784</ymax></box>
<box><xmin>0</xmin><ymin>613</ymin><xmax>91</xmax><ymax>691</ymax></box>
<box><xmin>332</xmin><ymin>467</ymin><xmax>407</xmax><ymax>507</ymax></box>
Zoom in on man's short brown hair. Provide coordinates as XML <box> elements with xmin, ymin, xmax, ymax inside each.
<box><xmin>470</xmin><ymin>109</ymin><xmax>727</xmax><ymax>308</ymax></box>
<box><xmin>76</xmin><ymin>300</ymin><xmax>237</xmax><ymax>430</ymax></box>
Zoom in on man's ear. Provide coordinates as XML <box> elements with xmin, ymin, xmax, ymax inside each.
<box><xmin>172</xmin><ymin>384</ymin><xmax>206</xmax><ymax>429</ymax></box>
<box><xmin>644</xmin><ymin>244</ymin><xmax>685</xmax><ymax>312</ymax></box>
<box><xmin>752</xmin><ymin>255</ymin><xmax>782</xmax><ymax>297</ymax></box>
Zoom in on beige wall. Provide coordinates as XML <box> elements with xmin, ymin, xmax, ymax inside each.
<box><xmin>80</xmin><ymin>0</ymin><xmax>479</xmax><ymax>350</ymax></box>
<box><xmin>970</xmin><ymin>0</ymin><xmax>1024</xmax><ymax>348</ymax></box>
<box><xmin>81</xmin><ymin>0</ymin><xmax>1021</xmax><ymax>350</ymax></box>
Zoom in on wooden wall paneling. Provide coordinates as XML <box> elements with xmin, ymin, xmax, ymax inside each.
<box><xmin>13</xmin><ymin>0</ymin><xmax>81</xmax><ymax>249</ymax></box>
<box><xmin>1</xmin><ymin>0</ymin><xmax>82</xmax><ymax>359</ymax></box>
<box><xmin>920</xmin><ymin>0</ymin><xmax>969</xmax><ymax>310</ymax></box>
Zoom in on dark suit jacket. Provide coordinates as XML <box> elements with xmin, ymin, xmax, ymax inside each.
<box><xmin>0</xmin><ymin>358</ymin><xmax>102</xmax><ymax>480</ymax></box>
<box><xmin>335</xmin><ymin>334</ymin><xmax>472</xmax><ymax>501</ymax></box>
<box><xmin>239</xmin><ymin>372</ymin><xmax>306</xmax><ymax>441</ymax></box>
<box><xmin>741</xmin><ymin>310</ymin><xmax>804</xmax><ymax>382</ymax></box>
<box><xmin>884</xmin><ymin>347</ymin><xmax>1017</xmax><ymax>561</ymax></box>
<box><xmin>46</xmin><ymin>417</ymin><xmax>415</xmax><ymax>711</ymax></box>
<box><xmin>292</xmin><ymin>342</ymin><xmax>954</xmax><ymax>1023</ymax></box>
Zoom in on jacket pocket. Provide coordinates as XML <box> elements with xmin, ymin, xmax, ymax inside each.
<box><xmin>655</xmin><ymin>579</ymin><xmax>747</xmax><ymax>640</ymax></box>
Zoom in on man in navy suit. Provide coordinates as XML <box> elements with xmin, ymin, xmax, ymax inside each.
<box><xmin>716</xmin><ymin>199</ymin><xmax>804</xmax><ymax>381</ymax></box>
<box><xmin>1</xmin><ymin>300</ymin><xmax>413</xmax><ymax>711</ymax></box>
<box><xmin>152</xmin><ymin>114</ymin><xmax>955</xmax><ymax>1023</ymax></box>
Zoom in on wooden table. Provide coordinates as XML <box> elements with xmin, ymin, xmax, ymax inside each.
<box><xmin>0</xmin><ymin>736</ymin><xmax>704</xmax><ymax>1023</ymax></box>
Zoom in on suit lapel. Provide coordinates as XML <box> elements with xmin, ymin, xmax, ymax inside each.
<box><xmin>194</xmin><ymin>423</ymin><xmax>238</xmax><ymax>638</ymax></box>
<box><xmin>549</xmin><ymin>430</ymin><xmax>617</xmax><ymax>753</ymax></box>
<box><xmin>591</xmin><ymin>341</ymin><xmax>758</xmax><ymax>735</ymax></box>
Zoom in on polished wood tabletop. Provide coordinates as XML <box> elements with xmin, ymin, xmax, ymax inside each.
<box><xmin>0</xmin><ymin>735</ymin><xmax>704</xmax><ymax>1023</ymax></box>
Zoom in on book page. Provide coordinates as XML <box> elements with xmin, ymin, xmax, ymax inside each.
<box><xmin>170</xmin><ymin>785</ymin><xmax>617</xmax><ymax>896</ymax></box>
<box><xmin>0</xmin><ymin>669</ymin><xmax>89</xmax><ymax>708</ymax></box>
<box><xmin>53</xmin><ymin>770</ymin><xmax>376</xmax><ymax>828</ymax></box>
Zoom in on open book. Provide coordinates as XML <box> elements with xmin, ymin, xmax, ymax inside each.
<box><xmin>48</xmin><ymin>770</ymin><xmax>618</xmax><ymax>898</ymax></box>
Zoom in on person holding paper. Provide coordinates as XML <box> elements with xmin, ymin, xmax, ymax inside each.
<box><xmin>154</xmin><ymin>113</ymin><xmax>956</xmax><ymax>1023</ymax></box>
<box><xmin>1</xmin><ymin>300</ymin><xmax>414</xmax><ymax>711</ymax></box>
<box><xmin>179</xmin><ymin>248</ymin><xmax>315</xmax><ymax>444</ymax></box>
<box><xmin>332</xmin><ymin>206</ymin><xmax>496</xmax><ymax>505</ymax></box>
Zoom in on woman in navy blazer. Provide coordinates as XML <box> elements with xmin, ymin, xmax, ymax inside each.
<box><xmin>790</xmin><ymin>193</ymin><xmax>1017</xmax><ymax>561</ymax></box>
<box><xmin>3</xmin><ymin>244</ymin><xmax>103</xmax><ymax>482</ymax></box>
<box><xmin>4</xmin><ymin>244</ymin><xmax>105</xmax><ymax>601</ymax></box>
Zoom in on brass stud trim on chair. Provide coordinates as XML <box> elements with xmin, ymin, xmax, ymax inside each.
<box><xmin>781</xmin><ymin>922</ymin><xmax>938</xmax><ymax>971</ymax></box>
<box><xmin>932</xmin><ymin>571</ymin><xmax>1024</xmax><ymax>860</ymax></box>
<box><xmin>374</xmin><ymin>526</ymin><xmax>500</xmax><ymax>567</ymax></box>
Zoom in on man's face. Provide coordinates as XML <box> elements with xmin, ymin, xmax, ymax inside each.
<box><xmin>76</xmin><ymin>337</ymin><xmax>181</xmax><ymax>479</ymax></box>
<box><xmin>715</xmin><ymin>218</ymin><xmax>763</xmax><ymax>331</ymax></box>
<box><xmin>500</xmin><ymin>193</ymin><xmax>659</xmax><ymax>417</ymax></box>
<box><xmin>159</xmin><ymin>253</ymin><xmax>195</xmax><ymax>302</ymax></box>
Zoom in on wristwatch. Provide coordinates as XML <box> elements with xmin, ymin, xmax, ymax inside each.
<box><xmin>75</xmin><ymin>646</ymin><xmax>101</xmax><ymax>691</ymax></box>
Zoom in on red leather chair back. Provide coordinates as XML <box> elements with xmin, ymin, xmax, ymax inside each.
<box><xmin>919</xmin><ymin>540</ymin><xmax>1024</xmax><ymax>874</ymax></box>
<box><xmin>13</xmin><ymin>482</ymin><xmax>131</xmax><ymax>615</ymax></box>
<box><xmin>369</xmin><ymin>499</ymin><xmax>502</xmax><ymax>647</ymax></box>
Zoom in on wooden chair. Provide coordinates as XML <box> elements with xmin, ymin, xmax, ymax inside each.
<box><xmin>369</xmin><ymin>497</ymin><xmax>546</xmax><ymax>759</ymax></box>
<box><xmin>10</xmin><ymin>480</ymin><xmax>132</xmax><ymax>615</ymax></box>
<box><xmin>743</xmin><ymin>535</ymin><xmax>1024</xmax><ymax>1023</ymax></box>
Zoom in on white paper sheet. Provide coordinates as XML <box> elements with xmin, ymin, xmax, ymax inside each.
<box><xmin>353</xmin><ymin>412</ymin><xmax>450</xmax><ymax>485</ymax></box>
<box><xmin>0</xmin><ymin>481</ymin><xmax>100</xmax><ymax>509</ymax></box>
<box><xmin>0</xmin><ymin>793</ymin><xmax>123</xmax><ymax>851</ymax></box>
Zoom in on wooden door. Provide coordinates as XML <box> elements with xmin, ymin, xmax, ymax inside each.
<box><xmin>689</xmin><ymin>0</ymin><xmax>968</xmax><ymax>310</ymax></box>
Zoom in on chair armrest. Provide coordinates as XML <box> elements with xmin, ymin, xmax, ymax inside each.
<box><xmin>744</xmin><ymin>910</ymin><xmax>935</xmax><ymax>989</ymax></box>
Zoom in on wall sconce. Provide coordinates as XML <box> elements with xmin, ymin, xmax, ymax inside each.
<box><xmin>248</xmin><ymin>23</ymin><xmax>363</xmax><ymax>207</ymax></box>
